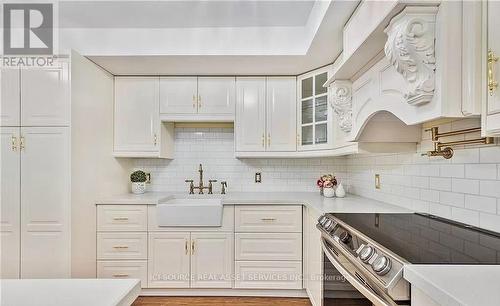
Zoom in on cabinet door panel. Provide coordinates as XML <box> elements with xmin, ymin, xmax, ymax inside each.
<box><xmin>114</xmin><ymin>77</ymin><xmax>159</xmax><ymax>153</ymax></box>
<box><xmin>0</xmin><ymin>127</ymin><xmax>20</xmax><ymax>278</ymax></box>
<box><xmin>235</xmin><ymin>78</ymin><xmax>266</xmax><ymax>151</ymax></box>
<box><xmin>266</xmin><ymin>77</ymin><xmax>296</xmax><ymax>152</ymax></box>
<box><xmin>160</xmin><ymin>77</ymin><xmax>198</xmax><ymax>114</ymax></box>
<box><xmin>20</xmin><ymin>127</ymin><xmax>70</xmax><ymax>278</ymax></box>
<box><xmin>486</xmin><ymin>0</ymin><xmax>500</xmax><ymax>135</ymax></box>
<box><xmin>148</xmin><ymin>232</ymin><xmax>190</xmax><ymax>288</ymax></box>
<box><xmin>1</xmin><ymin>69</ymin><xmax>20</xmax><ymax>126</ymax></box>
<box><xmin>21</xmin><ymin>65</ymin><xmax>69</xmax><ymax>126</ymax></box>
<box><xmin>191</xmin><ymin>232</ymin><xmax>233</xmax><ymax>288</ymax></box>
<box><xmin>197</xmin><ymin>77</ymin><xmax>235</xmax><ymax>115</ymax></box>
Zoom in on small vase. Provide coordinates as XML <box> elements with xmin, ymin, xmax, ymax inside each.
<box><xmin>131</xmin><ymin>182</ymin><xmax>146</xmax><ymax>194</ymax></box>
<box><xmin>323</xmin><ymin>187</ymin><xmax>335</xmax><ymax>198</ymax></box>
<box><xmin>336</xmin><ymin>183</ymin><xmax>346</xmax><ymax>198</ymax></box>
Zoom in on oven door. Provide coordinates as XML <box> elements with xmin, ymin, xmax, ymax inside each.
<box><xmin>321</xmin><ymin>238</ymin><xmax>402</xmax><ymax>306</ymax></box>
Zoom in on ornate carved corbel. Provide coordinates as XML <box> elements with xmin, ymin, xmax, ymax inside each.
<box><xmin>384</xmin><ymin>7</ymin><xmax>438</xmax><ymax>106</ymax></box>
<box><xmin>329</xmin><ymin>80</ymin><xmax>352</xmax><ymax>133</ymax></box>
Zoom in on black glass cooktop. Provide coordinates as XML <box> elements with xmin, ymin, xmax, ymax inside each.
<box><xmin>332</xmin><ymin>213</ymin><xmax>500</xmax><ymax>264</ymax></box>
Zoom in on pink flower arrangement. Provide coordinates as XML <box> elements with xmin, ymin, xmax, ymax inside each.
<box><xmin>317</xmin><ymin>174</ymin><xmax>337</xmax><ymax>189</ymax></box>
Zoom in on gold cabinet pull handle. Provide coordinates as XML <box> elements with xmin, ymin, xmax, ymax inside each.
<box><xmin>113</xmin><ymin>217</ymin><xmax>129</xmax><ymax>221</ymax></box>
<box><xmin>112</xmin><ymin>245</ymin><xmax>129</xmax><ymax>249</ymax></box>
<box><xmin>261</xmin><ymin>133</ymin><xmax>265</xmax><ymax>147</ymax></box>
<box><xmin>198</xmin><ymin>95</ymin><xmax>201</xmax><ymax>108</ymax></box>
<box><xmin>261</xmin><ymin>218</ymin><xmax>276</xmax><ymax>222</ymax></box>
<box><xmin>267</xmin><ymin>133</ymin><xmax>271</xmax><ymax>147</ymax></box>
<box><xmin>11</xmin><ymin>136</ymin><xmax>17</xmax><ymax>151</ymax></box>
<box><xmin>488</xmin><ymin>49</ymin><xmax>499</xmax><ymax>96</ymax></box>
<box><xmin>191</xmin><ymin>240</ymin><xmax>195</xmax><ymax>255</ymax></box>
<box><xmin>185</xmin><ymin>239</ymin><xmax>188</xmax><ymax>255</ymax></box>
<box><xmin>153</xmin><ymin>133</ymin><xmax>157</xmax><ymax>146</ymax></box>
<box><xmin>112</xmin><ymin>274</ymin><xmax>129</xmax><ymax>277</ymax></box>
<box><xmin>19</xmin><ymin>136</ymin><xmax>25</xmax><ymax>151</ymax></box>
<box><xmin>192</xmin><ymin>94</ymin><xmax>196</xmax><ymax>108</ymax></box>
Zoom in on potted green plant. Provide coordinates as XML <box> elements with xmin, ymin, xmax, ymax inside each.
<box><xmin>130</xmin><ymin>170</ymin><xmax>147</xmax><ymax>194</ymax></box>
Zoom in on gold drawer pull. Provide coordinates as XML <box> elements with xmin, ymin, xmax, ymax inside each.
<box><xmin>261</xmin><ymin>218</ymin><xmax>276</xmax><ymax>222</ymax></box>
<box><xmin>191</xmin><ymin>240</ymin><xmax>195</xmax><ymax>255</ymax></box>
<box><xmin>185</xmin><ymin>239</ymin><xmax>188</xmax><ymax>255</ymax></box>
<box><xmin>113</xmin><ymin>217</ymin><xmax>129</xmax><ymax>221</ymax></box>
<box><xmin>113</xmin><ymin>245</ymin><xmax>129</xmax><ymax>249</ymax></box>
<box><xmin>113</xmin><ymin>274</ymin><xmax>129</xmax><ymax>277</ymax></box>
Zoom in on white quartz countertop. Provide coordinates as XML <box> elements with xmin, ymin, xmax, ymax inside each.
<box><xmin>0</xmin><ymin>279</ymin><xmax>140</xmax><ymax>306</ymax></box>
<box><xmin>404</xmin><ymin>265</ymin><xmax>500</xmax><ymax>306</ymax></box>
<box><xmin>96</xmin><ymin>192</ymin><xmax>411</xmax><ymax>215</ymax></box>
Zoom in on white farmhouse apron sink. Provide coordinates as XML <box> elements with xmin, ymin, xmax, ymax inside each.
<box><xmin>156</xmin><ymin>198</ymin><xmax>223</xmax><ymax>227</ymax></box>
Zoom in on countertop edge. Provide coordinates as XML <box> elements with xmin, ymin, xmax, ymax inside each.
<box><xmin>403</xmin><ymin>266</ymin><xmax>463</xmax><ymax>306</ymax></box>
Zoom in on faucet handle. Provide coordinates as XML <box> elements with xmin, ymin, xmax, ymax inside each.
<box><xmin>185</xmin><ymin>179</ymin><xmax>194</xmax><ymax>194</ymax></box>
<box><xmin>209</xmin><ymin>179</ymin><xmax>218</xmax><ymax>183</ymax></box>
<box><xmin>185</xmin><ymin>179</ymin><xmax>193</xmax><ymax>183</ymax></box>
<box><xmin>221</xmin><ymin>181</ymin><xmax>227</xmax><ymax>194</ymax></box>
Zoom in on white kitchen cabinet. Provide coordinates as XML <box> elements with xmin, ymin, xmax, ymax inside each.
<box><xmin>148</xmin><ymin>232</ymin><xmax>191</xmax><ymax>288</ymax></box>
<box><xmin>190</xmin><ymin>232</ymin><xmax>233</xmax><ymax>288</ymax></box>
<box><xmin>197</xmin><ymin>77</ymin><xmax>235</xmax><ymax>115</ymax></box>
<box><xmin>235</xmin><ymin>205</ymin><xmax>302</xmax><ymax>233</ymax></box>
<box><xmin>304</xmin><ymin>210</ymin><xmax>323</xmax><ymax>306</ymax></box>
<box><xmin>0</xmin><ymin>127</ymin><xmax>20</xmax><ymax>278</ymax></box>
<box><xmin>234</xmin><ymin>261</ymin><xmax>302</xmax><ymax>290</ymax></box>
<box><xmin>160</xmin><ymin>77</ymin><xmax>198</xmax><ymax>114</ymax></box>
<box><xmin>97</xmin><ymin>232</ymin><xmax>148</xmax><ymax>260</ymax></box>
<box><xmin>235</xmin><ymin>233</ymin><xmax>302</xmax><ymax>261</ymax></box>
<box><xmin>97</xmin><ymin>260</ymin><xmax>148</xmax><ymax>288</ymax></box>
<box><xmin>160</xmin><ymin>77</ymin><xmax>235</xmax><ymax>121</ymax></box>
<box><xmin>266</xmin><ymin>77</ymin><xmax>296</xmax><ymax>152</ymax></box>
<box><xmin>235</xmin><ymin>77</ymin><xmax>267</xmax><ymax>151</ymax></box>
<box><xmin>20</xmin><ymin>127</ymin><xmax>70</xmax><ymax>278</ymax></box>
<box><xmin>20</xmin><ymin>64</ymin><xmax>70</xmax><ymax>126</ymax></box>
<box><xmin>1</xmin><ymin>69</ymin><xmax>20</xmax><ymax>126</ymax></box>
<box><xmin>297</xmin><ymin>67</ymin><xmax>333</xmax><ymax>151</ymax></box>
<box><xmin>235</xmin><ymin>77</ymin><xmax>296</xmax><ymax>153</ymax></box>
<box><xmin>114</xmin><ymin>77</ymin><xmax>174</xmax><ymax>158</ymax></box>
<box><xmin>483</xmin><ymin>0</ymin><xmax>500</xmax><ymax>136</ymax></box>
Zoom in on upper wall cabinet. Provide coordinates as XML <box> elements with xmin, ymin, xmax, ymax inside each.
<box><xmin>483</xmin><ymin>0</ymin><xmax>500</xmax><ymax>136</ymax></box>
<box><xmin>160</xmin><ymin>77</ymin><xmax>235</xmax><ymax>122</ymax></box>
<box><xmin>297</xmin><ymin>67</ymin><xmax>333</xmax><ymax>151</ymax></box>
<box><xmin>1</xmin><ymin>64</ymin><xmax>70</xmax><ymax>127</ymax></box>
<box><xmin>114</xmin><ymin>77</ymin><xmax>174</xmax><ymax>158</ymax></box>
<box><xmin>1</xmin><ymin>69</ymin><xmax>20</xmax><ymax>126</ymax></box>
<box><xmin>235</xmin><ymin>77</ymin><xmax>296</xmax><ymax>155</ymax></box>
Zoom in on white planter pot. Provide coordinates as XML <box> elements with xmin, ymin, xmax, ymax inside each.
<box><xmin>323</xmin><ymin>187</ymin><xmax>335</xmax><ymax>198</ymax></box>
<box><xmin>131</xmin><ymin>182</ymin><xmax>146</xmax><ymax>194</ymax></box>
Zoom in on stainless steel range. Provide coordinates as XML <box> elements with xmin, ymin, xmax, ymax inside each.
<box><xmin>317</xmin><ymin>212</ymin><xmax>500</xmax><ymax>306</ymax></box>
<box><xmin>317</xmin><ymin>213</ymin><xmax>410</xmax><ymax>306</ymax></box>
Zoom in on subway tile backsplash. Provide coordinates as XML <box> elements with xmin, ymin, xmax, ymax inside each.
<box><xmin>135</xmin><ymin>121</ymin><xmax>500</xmax><ymax>233</ymax></box>
<box><xmin>135</xmin><ymin>127</ymin><xmax>346</xmax><ymax>194</ymax></box>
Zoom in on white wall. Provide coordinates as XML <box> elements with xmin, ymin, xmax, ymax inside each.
<box><xmin>344</xmin><ymin>118</ymin><xmax>500</xmax><ymax>233</ymax></box>
<box><xmin>71</xmin><ymin>50</ymin><xmax>132</xmax><ymax>277</ymax></box>
<box><xmin>135</xmin><ymin>126</ymin><xmax>347</xmax><ymax>193</ymax></box>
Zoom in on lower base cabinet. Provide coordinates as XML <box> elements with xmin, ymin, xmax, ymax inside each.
<box><xmin>97</xmin><ymin>260</ymin><xmax>148</xmax><ymax>288</ymax></box>
<box><xmin>148</xmin><ymin>231</ymin><xmax>233</xmax><ymax>289</ymax></box>
<box><xmin>234</xmin><ymin>261</ymin><xmax>303</xmax><ymax>289</ymax></box>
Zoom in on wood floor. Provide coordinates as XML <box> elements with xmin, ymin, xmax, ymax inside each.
<box><xmin>132</xmin><ymin>296</ymin><xmax>312</xmax><ymax>306</ymax></box>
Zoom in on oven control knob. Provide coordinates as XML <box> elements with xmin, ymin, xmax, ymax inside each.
<box><xmin>318</xmin><ymin>215</ymin><xmax>327</xmax><ymax>225</ymax></box>
<box><xmin>359</xmin><ymin>245</ymin><xmax>376</xmax><ymax>263</ymax></box>
<box><xmin>372</xmin><ymin>255</ymin><xmax>391</xmax><ymax>275</ymax></box>
<box><xmin>323</xmin><ymin>219</ymin><xmax>336</xmax><ymax>231</ymax></box>
<box><xmin>339</xmin><ymin>231</ymin><xmax>352</xmax><ymax>244</ymax></box>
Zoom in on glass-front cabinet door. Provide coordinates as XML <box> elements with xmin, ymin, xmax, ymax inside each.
<box><xmin>297</xmin><ymin>66</ymin><xmax>333</xmax><ymax>151</ymax></box>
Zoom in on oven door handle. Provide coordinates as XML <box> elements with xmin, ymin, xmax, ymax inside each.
<box><xmin>321</xmin><ymin>238</ymin><xmax>398</xmax><ymax>306</ymax></box>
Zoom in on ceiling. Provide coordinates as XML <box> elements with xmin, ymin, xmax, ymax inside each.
<box><xmin>60</xmin><ymin>1</ymin><xmax>315</xmax><ymax>28</ymax></box>
<box><xmin>58</xmin><ymin>0</ymin><xmax>359</xmax><ymax>75</ymax></box>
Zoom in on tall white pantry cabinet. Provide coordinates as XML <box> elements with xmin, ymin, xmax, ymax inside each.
<box><xmin>0</xmin><ymin>62</ymin><xmax>71</xmax><ymax>278</ymax></box>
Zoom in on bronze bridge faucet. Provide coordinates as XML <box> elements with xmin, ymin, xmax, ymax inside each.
<box><xmin>185</xmin><ymin>164</ymin><xmax>226</xmax><ymax>194</ymax></box>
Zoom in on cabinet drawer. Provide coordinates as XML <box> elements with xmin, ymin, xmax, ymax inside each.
<box><xmin>97</xmin><ymin>205</ymin><xmax>147</xmax><ymax>231</ymax></box>
<box><xmin>234</xmin><ymin>261</ymin><xmax>302</xmax><ymax>289</ymax></box>
<box><xmin>235</xmin><ymin>206</ymin><xmax>302</xmax><ymax>232</ymax></box>
<box><xmin>97</xmin><ymin>232</ymin><xmax>147</xmax><ymax>260</ymax></box>
<box><xmin>235</xmin><ymin>233</ymin><xmax>302</xmax><ymax>261</ymax></box>
<box><xmin>97</xmin><ymin>260</ymin><xmax>147</xmax><ymax>288</ymax></box>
